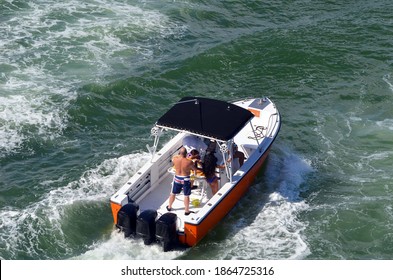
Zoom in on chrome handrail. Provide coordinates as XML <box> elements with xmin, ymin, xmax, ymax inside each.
<box><xmin>267</xmin><ymin>112</ymin><xmax>279</xmax><ymax>138</ymax></box>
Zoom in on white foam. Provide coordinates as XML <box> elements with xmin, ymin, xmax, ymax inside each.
<box><xmin>376</xmin><ymin>118</ymin><xmax>393</xmax><ymax>131</ymax></box>
<box><xmin>212</xmin><ymin>146</ymin><xmax>313</xmax><ymax>259</ymax></box>
<box><xmin>383</xmin><ymin>73</ymin><xmax>393</xmax><ymax>93</ymax></box>
<box><xmin>0</xmin><ymin>152</ymin><xmax>150</xmax><ymax>259</ymax></box>
<box><xmin>0</xmin><ymin>91</ymin><xmax>71</xmax><ymax>155</ymax></box>
<box><xmin>74</xmin><ymin>230</ymin><xmax>183</xmax><ymax>260</ymax></box>
<box><xmin>0</xmin><ymin>49</ymin><xmax>76</xmax><ymax>157</ymax></box>
<box><xmin>0</xmin><ymin>145</ymin><xmax>314</xmax><ymax>260</ymax></box>
<box><xmin>0</xmin><ymin>0</ymin><xmax>186</xmax><ymax>157</ymax></box>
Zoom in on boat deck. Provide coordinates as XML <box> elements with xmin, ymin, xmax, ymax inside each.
<box><xmin>138</xmin><ymin>172</ymin><xmax>214</xmax><ymax>232</ymax></box>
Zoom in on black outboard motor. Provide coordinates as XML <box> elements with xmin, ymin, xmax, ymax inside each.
<box><xmin>136</xmin><ymin>209</ymin><xmax>157</xmax><ymax>245</ymax></box>
<box><xmin>116</xmin><ymin>202</ymin><xmax>139</xmax><ymax>238</ymax></box>
<box><xmin>156</xmin><ymin>212</ymin><xmax>178</xmax><ymax>252</ymax></box>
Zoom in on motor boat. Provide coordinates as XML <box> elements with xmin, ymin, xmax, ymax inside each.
<box><xmin>110</xmin><ymin>96</ymin><xmax>281</xmax><ymax>251</ymax></box>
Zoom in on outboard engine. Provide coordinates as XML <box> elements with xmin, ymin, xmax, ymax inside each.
<box><xmin>116</xmin><ymin>202</ymin><xmax>139</xmax><ymax>238</ymax></box>
<box><xmin>136</xmin><ymin>209</ymin><xmax>157</xmax><ymax>245</ymax></box>
<box><xmin>156</xmin><ymin>212</ymin><xmax>178</xmax><ymax>252</ymax></box>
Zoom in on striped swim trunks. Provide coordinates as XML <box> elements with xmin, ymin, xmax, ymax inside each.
<box><xmin>171</xmin><ymin>175</ymin><xmax>191</xmax><ymax>196</ymax></box>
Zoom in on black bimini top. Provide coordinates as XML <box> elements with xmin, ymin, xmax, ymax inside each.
<box><xmin>156</xmin><ymin>97</ymin><xmax>254</xmax><ymax>141</ymax></box>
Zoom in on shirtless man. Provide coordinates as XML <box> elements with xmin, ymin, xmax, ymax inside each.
<box><xmin>167</xmin><ymin>147</ymin><xmax>197</xmax><ymax>215</ymax></box>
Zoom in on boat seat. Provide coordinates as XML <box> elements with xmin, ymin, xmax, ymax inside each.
<box><xmin>240</xmin><ymin>144</ymin><xmax>257</xmax><ymax>158</ymax></box>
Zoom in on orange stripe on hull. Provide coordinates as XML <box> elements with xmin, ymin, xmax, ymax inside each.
<box><xmin>248</xmin><ymin>108</ymin><xmax>261</xmax><ymax>117</ymax></box>
<box><xmin>110</xmin><ymin>202</ymin><xmax>122</xmax><ymax>225</ymax></box>
<box><xmin>182</xmin><ymin>149</ymin><xmax>270</xmax><ymax>246</ymax></box>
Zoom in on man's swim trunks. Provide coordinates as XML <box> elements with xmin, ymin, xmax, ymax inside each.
<box><xmin>171</xmin><ymin>175</ymin><xmax>191</xmax><ymax>196</ymax></box>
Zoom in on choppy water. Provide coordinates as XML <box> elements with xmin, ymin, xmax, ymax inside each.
<box><xmin>1</xmin><ymin>0</ymin><xmax>393</xmax><ymax>260</ymax></box>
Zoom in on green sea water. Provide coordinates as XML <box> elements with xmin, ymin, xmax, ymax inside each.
<box><xmin>1</xmin><ymin>0</ymin><xmax>393</xmax><ymax>260</ymax></box>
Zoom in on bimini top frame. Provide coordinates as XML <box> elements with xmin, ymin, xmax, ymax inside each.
<box><xmin>156</xmin><ymin>96</ymin><xmax>254</xmax><ymax>141</ymax></box>
<box><xmin>147</xmin><ymin>96</ymin><xmax>259</xmax><ymax>182</ymax></box>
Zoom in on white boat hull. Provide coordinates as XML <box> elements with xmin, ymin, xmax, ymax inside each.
<box><xmin>110</xmin><ymin>97</ymin><xmax>281</xmax><ymax>248</ymax></box>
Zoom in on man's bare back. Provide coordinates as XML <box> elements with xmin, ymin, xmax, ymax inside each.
<box><xmin>167</xmin><ymin>147</ymin><xmax>197</xmax><ymax>214</ymax></box>
<box><xmin>172</xmin><ymin>147</ymin><xmax>196</xmax><ymax>176</ymax></box>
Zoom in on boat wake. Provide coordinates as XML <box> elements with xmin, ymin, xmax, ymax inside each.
<box><xmin>0</xmin><ymin>143</ymin><xmax>312</xmax><ymax>260</ymax></box>
<box><xmin>183</xmin><ymin>145</ymin><xmax>313</xmax><ymax>259</ymax></box>
<box><xmin>0</xmin><ymin>152</ymin><xmax>150</xmax><ymax>260</ymax></box>
<box><xmin>73</xmin><ymin>230</ymin><xmax>184</xmax><ymax>260</ymax></box>
<box><xmin>383</xmin><ymin>73</ymin><xmax>393</xmax><ymax>93</ymax></box>
<box><xmin>224</xmin><ymin>147</ymin><xmax>313</xmax><ymax>259</ymax></box>
<box><xmin>0</xmin><ymin>0</ymin><xmax>185</xmax><ymax>158</ymax></box>
<box><xmin>77</xmin><ymin>148</ymin><xmax>313</xmax><ymax>260</ymax></box>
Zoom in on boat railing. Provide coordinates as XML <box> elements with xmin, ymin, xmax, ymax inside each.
<box><xmin>126</xmin><ymin>171</ymin><xmax>152</xmax><ymax>202</ymax></box>
<box><xmin>266</xmin><ymin>112</ymin><xmax>280</xmax><ymax>138</ymax></box>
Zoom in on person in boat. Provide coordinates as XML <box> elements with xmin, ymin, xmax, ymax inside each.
<box><xmin>187</xmin><ymin>149</ymin><xmax>202</xmax><ymax>188</ymax></box>
<box><xmin>167</xmin><ymin>147</ymin><xmax>198</xmax><ymax>215</ymax></box>
<box><xmin>202</xmin><ymin>150</ymin><xmax>224</xmax><ymax>195</ymax></box>
<box><xmin>187</xmin><ymin>149</ymin><xmax>201</xmax><ymax>162</ymax></box>
<box><xmin>211</xmin><ymin>140</ymin><xmax>244</xmax><ymax>171</ymax></box>
<box><xmin>202</xmin><ymin>141</ymin><xmax>244</xmax><ymax>194</ymax></box>
<box><xmin>231</xmin><ymin>143</ymin><xmax>245</xmax><ymax>171</ymax></box>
